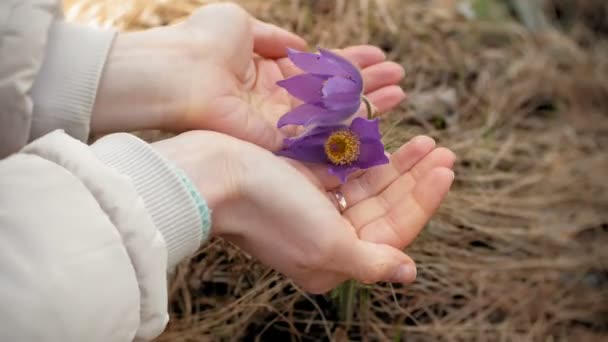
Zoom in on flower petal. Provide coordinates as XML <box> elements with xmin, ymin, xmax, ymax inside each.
<box><xmin>350</xmin><ymin>117</ymin><xmax>382</xmax><ymax>140</ymax></box>
<box><xmin>318</xmin><ymin>48</ymin><xmax>363</xmax><ymax>86</ymax></box>
<box><xmin>277</xmin><ymin>140</ymin><xmax>327</xmax><ymax>164</ymax></box>
<box><xmin>308</xmin><ymin>107</ymin><xmax>357</xmax><ymax>126</ymax></box>
<box><xmin>277</xmin><ymin>74</ymin><xmax>328</xmax><ymax>103</ymax></box>
<box><xmin>277</xmin><ymin>103</ymin><xmax>332</xmax><ymax>128</ymax></box>
<box><xmin>287</xmin><ymin>48</ymin><xmax>337</xmax><ymax>76</ymax></box>
<box><xmin>356</xmin><ymin>138</ymin><xmax>389</xmax><ymax>169</ymax></box>
<box><xmin>328</xmin><ymin>165</ymin><xmax>358</xmax><ymax>183</ymax></box>
<box><xmin>285</xmin><ymin>124</ymin><xmax>344</xmax><ymax>145</ymax></box>
<box><xmin>322</xmin><ymin>76</ymin><xmax>361</xmax><ymax>96</ymax></box>
<box><xmin>277</xmin><ymin>125</ymin><xmax>338</xmax><ymax>163</ymax></box>
<box><xmin>322</xmin><ymin>94</ymin><xmax>361</xmax><ymax>112</ymax></box>
<box><xmin>321</xmin><ymin>76</ymin><xmax>362</xmax><ymax>112</ymax></box>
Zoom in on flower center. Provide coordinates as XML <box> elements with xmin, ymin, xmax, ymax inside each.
<box><xmin>324</xmin><ymin>129</ymin><xmax>360</xmax><ymax>166</ymax></box>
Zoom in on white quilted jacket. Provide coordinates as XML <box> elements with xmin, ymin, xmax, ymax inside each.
<box><xmin>0</xmin><ymin>1</ymin><xmax>206</xmax><ymax>340</ymax></box>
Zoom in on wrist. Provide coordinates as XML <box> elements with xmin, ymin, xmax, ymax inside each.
<box><xmin>151</xmin><ymin>131</ymin><xmax>245</xmax><ymax>236</ymax></box>
<box><xmin>91</xmin><ymin>133</ymin><xmax>206</xmax><ymax>269</ymax></box>
<box><xmin>91</xmin><ymin>28</ymin><xmax>193</xmax><ymax>134</ymax></box>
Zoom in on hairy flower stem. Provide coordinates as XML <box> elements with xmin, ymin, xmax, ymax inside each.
<box><xmin>332</xmin><ymin>280</ymin><xmax>357</xmax><ymax>326</ymax></box>
<box><xmin>361</xmin><ymin>95</ymin><xmax>375</xmax><ymax>120</ymax></box>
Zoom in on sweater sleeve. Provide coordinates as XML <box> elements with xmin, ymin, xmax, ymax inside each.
<box><xmin>0</xmin><ymin>130</ymin><xmax>210</xmax><ymax>341</ymax></box>
<box><xmin>90</xmin><ymin>133</ymin><xmax>210</xmax><ymax>269</ymax></box>
<box><xmin>30</xmin><ymin>22</ymin><xmax>116</xmax><ymax>142</ymax></box>
<box><xmin>0</xmin><ymin>0</ymin><xmax>115</xmax><ymax>158</ymax></box>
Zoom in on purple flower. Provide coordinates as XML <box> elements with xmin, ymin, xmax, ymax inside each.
<box><xmin>277</xmin><ymin>117</ymin><xmax>389</xmax><ymax>183</ymax></box>
<box><xmin>276</xmin><ymin>48</ymin><xmax>364</xmax><ymax>128</ymax></box>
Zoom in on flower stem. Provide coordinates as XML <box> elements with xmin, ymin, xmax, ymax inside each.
<box><xmin>339</xmin><ymin>280</ymin><xmax>356</xmax><ymax>326</ymax></box>
<box><xmin>361</xmin><ymin>95</ymin><xmax>374</xmax><ymax>120</ymax></box>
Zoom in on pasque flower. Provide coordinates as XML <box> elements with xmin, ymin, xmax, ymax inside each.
<box><xmin>277</xmin><ymin>48</ymin><xmax>364</xmax><ymax>128</ymax></box>
<box><xmin>277</xmin><ymin>117</ymin><xmax>389</xmax><ymax>183</ymax></box>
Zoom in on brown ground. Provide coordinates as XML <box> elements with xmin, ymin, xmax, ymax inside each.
<box><xmin>66</xmin><ymin>0</ymin><xmax>608</xmax><ymax>340</ymax></box>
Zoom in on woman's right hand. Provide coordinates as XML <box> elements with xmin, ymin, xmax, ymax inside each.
<box><xmin>93</xmin><ymin>3</ymin><xmax>405</xmax><ymax>151</ymax></box>
<box><xmin>152</xmin><ymin>131</ymin><xmax>454</xmax><ymax>293</ymax></box>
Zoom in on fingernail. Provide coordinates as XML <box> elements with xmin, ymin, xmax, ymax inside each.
<box><xmin>411</xmin><ymin>135</ymin><xmax>435</xmax><ymax>149</ymax></box>
<box><xmin>390</xmin><ymin>264</ymin><xmax>417</xmax><ymax>284</ymax></box>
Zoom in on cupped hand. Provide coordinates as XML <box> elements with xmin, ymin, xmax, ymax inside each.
<box><xmin>92</xmin><ymin>3</ymin><xmax>406</xmax><ymax>150</ymax></box>
<box><xmin>153</xmin><ymin>131</ymin><xmax>454</xmax><ymax>294</ymax></box>
<box><xmin>183</xmin><ymin>3</ymin><xmax>407</xmax><ymax>150</ymax></box>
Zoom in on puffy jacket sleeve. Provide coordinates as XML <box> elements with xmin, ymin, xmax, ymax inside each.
<box><xmin>0</xmin><ymin>131</ymin><xmax>208</xmax><ymax>341</ymax></box>
<box><xmin>0</xmin><ymin>0</ymin><xmax>115</xmax><ymax>158</ymax></box>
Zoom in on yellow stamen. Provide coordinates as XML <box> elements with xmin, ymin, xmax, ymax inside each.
<box><xmin>324</xmin><ymin>129</ymin><xmax>360</xmax><ymax>165</ymax></box>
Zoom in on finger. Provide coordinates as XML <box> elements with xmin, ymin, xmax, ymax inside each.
<box><xmin>292</xmin><ymin>272</ymin><xmax>348</xmax><ymax>294</ymax></box>
<box><xmin>410</xmin><ymin>146</ymin><xmax>456</xmax><ymax>183</ymax></box>
<box><xmin>359</xmin><ymin>167</ymin><xmax>455</xmax><ymax>248</ymax></box>
<box><xmin>362</xmin><ymin>61</ymin><xmax>405</xmax><ymax>93</ymax></box>
<box><xmin>335</xmin><ymin>239</ymin><xmax>417</xmax><ymax>284</ymax></box>
<box><xmin>278</xmin><ymin>45</ymin><xmax>386</xmax><ymax>78</ymax></box>
<box><xmin>253</xmin><ymin>20</ymin><xmax>307</xmax><ymax>58</ymax></box>
<box><xmin>205</xmin><ymin>107</ymin><xmax>285</xmax><ymax>151</ymax></box>
<box><xmin>374</xmin><ymin>147</ymin><xmax>457</xmax><ymax>208</ymax></box>
<box><xmin>340</xmin><ymin>135</ymin><xmax>436</xmax><ymax>207</ymax></box>
<box><xmin>302</xmin><ymin>239</ymin><xmax>418</xmax><ymax>293</ymax></box>
<box><xmin>344</xmin><ymin>146</ymin><xmax>456</xmax><ymax>229</ymax></box>
<box><xmin>340</xmin><ymin>45</ymin><xmax>387</xmax><ymax>69</ymax></box>
<box><xmin>365</xmin><ymin>85</ymin><xmax>407</xmax><ymax>113</ymax></box>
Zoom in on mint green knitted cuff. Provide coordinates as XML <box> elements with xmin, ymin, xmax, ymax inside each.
<box><xmin>174</xmin><ymin>169</ymin><xmax>212</xmax><ymax>240</ymax></box>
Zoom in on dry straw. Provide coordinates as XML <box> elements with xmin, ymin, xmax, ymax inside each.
<box><xmin>65</xmin><ymin>0</ymin><xmax>608</xmax><ymax>340</ymax></box>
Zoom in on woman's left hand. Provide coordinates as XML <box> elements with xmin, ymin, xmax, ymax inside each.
<box><xmin>91</xmin><ymin>3</ymin><xmax>406</xmax><ymax>151</ymax></box>
<box><xmin>153</xmin><ymin>130</ymin><xmax>454</xmax><ymax>293</ymax></box>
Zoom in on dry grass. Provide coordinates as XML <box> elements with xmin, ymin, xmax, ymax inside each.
<box><xmin>65</xmin><ymin>0</ymin><xmax>608</xmax><ymax>340</ymax></box>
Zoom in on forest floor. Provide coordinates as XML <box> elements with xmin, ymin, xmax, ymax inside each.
<box><xmin>67</xmin><ymin>0</ymin><xmax>608</xmax><ymax>340</ymax></box>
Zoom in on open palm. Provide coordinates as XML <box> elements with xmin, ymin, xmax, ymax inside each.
<box><xmin>168</xmin><ymin>4</ymin><xmax>456</xmax><ymax>283</ymax></box>
<box><xmin>279</xmin><ymin>133</ymin><xmax>455</xmax><ymax>291</ymax></box>
<box><xmin>240</xmin><ymin>140</ymin><xmax>455</xmax><ymax>293</ymax></box>
<box><xmin>289</xmin><ymin>134</ymin><xmax>456</xmax><ymax>248</ymax></box>
<box><xmin>168</xmin><ymin>130</ymin><xmax>456</xmax><ymax>293</ymax></box>
<box><xmin>176</xmin><ymin>4</ymin><xmax>407</xmax><ymax>151</ymax></box>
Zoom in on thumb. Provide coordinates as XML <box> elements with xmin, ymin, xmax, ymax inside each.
<box><xmin>340</xmin><ymin>240</ymin><xmax>417</xmax><ymax>285</ymax></box>
<box><xmin>205</xmin><ymin>104</ymin><xmax>285</xmax><ymax>151</ymax></box>
<box><xmin>253</xmin><ymin>20</ymin><xmax>307</xmax><ymax>58</ymax></box>
<box><xmin>243</xmin><ymin>113</ymin><xmax>285</xmax><ymax>151</ymax></box>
